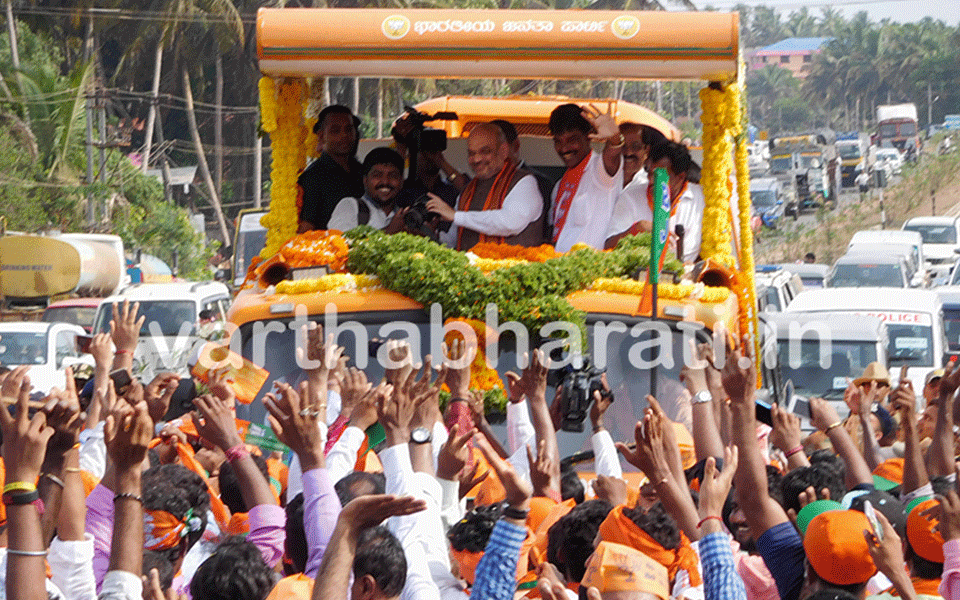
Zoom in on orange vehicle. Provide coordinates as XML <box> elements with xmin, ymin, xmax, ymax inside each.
<box><xmin>234</xmin><ymin>8</ymin><xmax>765</xmax><ymax>458</ymax></box>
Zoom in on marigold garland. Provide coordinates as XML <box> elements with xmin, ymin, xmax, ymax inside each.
<box><xmin>275</xmin><ymin>273</ymin><xmax>380</xmax><ymax>295</ymax></box>
<box><xmin>278</xmin><ymin>230</ymin><xmax>350</xmax><ymax>272</ymax></box>
<box><xmin>443</xmin><ymin>318</ymin><xmax>505</xmax><ymax>393</ymax></box>
<box><xmin>258</xmin><ymin>77</ymin><xmax>277</xmax><ymax>134</ymax></box>
<box><xmin>590</xmin><ymin>278</ymin><xmax>730</xmax><ymax>303</ymax></box>
<box><xmin>699</xmin><ymin>85</ymin><xmax>737</xmax><ymax>269</ymax></box>
<box><xmin>470</xmin><ymin>242</ymin><xmax>559</xmax><ymax>262</ymax></box>
<box><xmin>732</xmin><ymin>82</ymin><xmax>760</xmax><ymax>379</ymax></box>
<box><xmin>260</xmin><ymin>78</ymin><xmax>307</xmax><ymax>258</ymax></box>
<box><xmin>474</xmin><ymin>257</ymin><xmax>526</xmax><ymax>273</ymax></box>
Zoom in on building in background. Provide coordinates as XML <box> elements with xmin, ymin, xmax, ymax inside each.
<box><xmin>748</xmin><ymin>38</ymin><xmax>832</xmax><ymax>79</ymax></box>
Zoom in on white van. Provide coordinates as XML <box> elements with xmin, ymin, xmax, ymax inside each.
<box><xmin>902</xmin><ymin>216</ymin><xmax>960</xmax><ymax>280</ymax></box>
<box><xmin>233</xmin><ymin>209</ymin><xmax>268</xmax><ymax>289</ymax></box>
<box><xmin>848</xmin><ymin>230</ymin><xmax>926</xmax><ymax>283</ymax></box>
<box><xmin>786</xmin><ymin>287</ymin><xmax>944</xmax><ymax>390</ymax></box>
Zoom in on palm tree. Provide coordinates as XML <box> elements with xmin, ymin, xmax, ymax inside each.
<box><xmin>783</xmin><ymin>7</ymin><xmax>817</xmax><ymax>38</ymax></box>
<box><xmin>747</xmin><ymin>64</ymin><xmax>797</xmax><ymax>128</ymax></box>
<box><xmin>750</xmin><ymin>6</ymin><xmax>783</xmax><ymax>48</ymax></box>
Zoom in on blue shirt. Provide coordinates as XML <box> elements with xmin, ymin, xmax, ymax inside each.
<box><xmin>700</xmin><ymin>531</ymin><xmax>747</xmax><ymax>600</ymax></box>
<box><xmin>471</xmin><ymin>518</ymin><xmax>527</xmax><ymax>600</ymax></box>
<box><xmin>756</xmin><ymin>521</ymin><xmax>805</xmax><ymax>600</ymax></box>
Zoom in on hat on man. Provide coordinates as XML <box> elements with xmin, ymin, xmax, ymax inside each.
<box><xmin>581</xmin><ymin>542</ymin><xmax>670</xmax><ymax>600</ymax></box>
<box><xmin>925</xmin><ymin>369</ymin><xmax>945</xmax><ymax>387</ymax></box>
<box><xmin>853</xmin><ymin>362</ymin><xmax>891</xmax><ymax>387</ymax></box>
<box><xmin>803</xmin><ymin>510</ymin><xmax>877</xmax><ymax>586</ymax></box>
<box><xmin>872</xmin><ymin>458</ymin><xmax>904</xmax><ymax>492</ymax></box>
<box><xmin>907</xmin><ymin>498</ymin><xmax>945</xmax><ymax>563</ymax></box>
<box><xmin>849</xmin><ymin>489</ymin><xmax>908</xmax><ymax>537</ymax></box>
<box><xmin>796</xmin><ymin>499</ymin><xmax>841</xmax><ymax>535</ymax></box>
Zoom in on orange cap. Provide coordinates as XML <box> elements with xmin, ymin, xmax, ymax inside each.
<box><xmin>265</xmin><ymin>574</ymin><xmax>314</xmax><ymax>600</ymax></box>
<box><xmin>872</xmin><ymin>458</ymin><xmax>904</xmax><ymax>484</ymax></box>
<box><xmin>907</xmin><ymin>498</ymin><xmax>945</xmax><ymax>563</ymax></box>
<box><xmin>581</xmin><ymin>541</ymin><xmax>670</xmax><ymax>600</ymax></box>
<box><xmin>528</xmin><ymin>497</ymin><xmax>557</xmax><ymax>532</ymax></box>
<box><xmin>803</xmin><ymin>510</ymin><xmax>877</xmax><ymax>585</ymax></box>
<box><xmin>597</xmin><ymin>505</ymin><xmax>701</xmax><ymax>586</ymax></box>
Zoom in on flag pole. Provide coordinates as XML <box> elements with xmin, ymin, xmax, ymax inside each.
<box><xmin>649</xmin><ymin>167</ymin><xmax>670</xmax><ymax>400</ymax></box>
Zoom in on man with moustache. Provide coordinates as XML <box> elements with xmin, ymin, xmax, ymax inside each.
<box><xmin>327</xmin><ymin>148</ymin><xmax>409</xmax><ymax>233</ymax></box>
<box><xmin>427</xmin><ymin>123</ymin><xmax>543</xmax><ymax>252</ymax></box>
<box><xmin>547</xmin><ymin>103</ymin><xmax>623</xmax><ymax>252</ymax></box>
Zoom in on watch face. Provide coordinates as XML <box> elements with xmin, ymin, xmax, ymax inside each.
<box><xmin>411</xmin><ymin>427</ymin><xmax>431</xmax><ymax>443</ymax></box>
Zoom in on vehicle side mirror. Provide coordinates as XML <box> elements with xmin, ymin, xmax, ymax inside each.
<box><xmin>811</xmin><ymin>158</ymin><xmax>822</xmax><ymax>168</ymax></box>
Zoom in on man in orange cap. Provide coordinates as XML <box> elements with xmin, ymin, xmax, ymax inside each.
<box><xmin>580</xmin><ymin>541</ymin><xmax>670</xmax><ymax>600</ymax></box>
<box><xmin>803</xmin><ymin>510</ymin><xmax>877</xmax><ymax>597</ymax></box>
<box><xmin>899</xmin><ymin>498</ymin><xmax>948</xmax><ymax>598</ymax></box>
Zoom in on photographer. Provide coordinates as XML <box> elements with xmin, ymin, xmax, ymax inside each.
<box><xmin>427</xmin><ymin>123</ymin><xmax>544</xmax><ymax>252</ymax></box>
<box><xmin>327</xmin><ymin>148</ymin><xmax>409</xmax><ymax>234</ymax></box>
<box><xmin>392</xmin><ymin>112</ymin><xmax>467</xmax><ymax>209</ymax></box>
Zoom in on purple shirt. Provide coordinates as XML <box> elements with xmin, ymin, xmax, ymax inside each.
<box><xmin>301</xmin><ymin>468</ymin><xmax>341</xmax><ymax>578</ymax></box>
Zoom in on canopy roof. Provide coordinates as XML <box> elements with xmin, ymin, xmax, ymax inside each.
<box><xmin>257</xmin><ymin>8</ymin><xmax>740</xmax><ymax>82</ymax></box>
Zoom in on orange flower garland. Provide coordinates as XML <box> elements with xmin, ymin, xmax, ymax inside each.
<box><xmin>278</xmin><ymin>230</ymin><xmax>350</xmax><ymax>272</ymax></box>
<box><xmin>443</xmin><ymin>318</ymin><xmax>504</xmax><ymax>393</ymax></box>
<box><xmin>470</xmin><ymin>242</ymin><xmax>559</xmax><ymax>263</ymax></box>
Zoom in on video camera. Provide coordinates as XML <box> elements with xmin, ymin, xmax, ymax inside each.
<box><xmin>392</xmin><ymin>105</ymin><xmax>458</xmax><ymax>185</ymax></box>
<box><xmin>553</xmin><ymin>356</ymin><xmax>611</xmax><ymax>432</ymax></box>
<box><xmin>403</xmin><ymin>193</ymin><xmax>437</xmax><ymax>238</ymax></box>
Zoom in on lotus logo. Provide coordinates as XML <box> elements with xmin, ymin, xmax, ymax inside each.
<box><xmin>382</xmin><ymin>15</ymin><xmax>410</xmax><ymax>40</ymax></box>
<box><xmin>611</xmin><ymin>15</ymin><xmax>639</xmax><ymax>40</ymax></box>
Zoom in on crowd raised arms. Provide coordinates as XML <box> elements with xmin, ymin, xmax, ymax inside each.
<box><xmin>5</xmin><ymin>291</ymin><xmax>960</xmax><ymax>600</ymax></box>
<box><xmin>296</xmin><ymin>102</ymin><xmax>707</xmax><ymax>263</ymax></box>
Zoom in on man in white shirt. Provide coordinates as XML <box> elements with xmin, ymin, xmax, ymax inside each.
<box><xmin>547</xmin><ymin>103</ymin><xmax>623</xmax><ymax>253</ymax></box>
<box><xmin>328</xmin><ymin>147</ymin><xmax>408</xmax><ymax>234</ymax></box>
<box><xmin>605</xmin><ymin>141</ymin><xmax>705</xmax><ymax>263</ymax></box>
<box><xmin>428</xmin><ymin>123</ymin><xmax>543</xmax><ymax>251</ymax></box>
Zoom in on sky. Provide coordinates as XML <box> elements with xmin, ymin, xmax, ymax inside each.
<box><xmin>691</xmin><ymin>0</ymin><xmax>960</xmax><ymax>24</ymax></box>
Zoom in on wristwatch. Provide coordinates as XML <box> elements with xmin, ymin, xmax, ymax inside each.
<box><xmin>693</xmin><ymin>390</ymin><xmax>713</xmax><ymax>405</ymax></box>
<box><xmin>410</xmin><ymin>426</ymin><xmax>432</xmax><ymax>444</ymax></box>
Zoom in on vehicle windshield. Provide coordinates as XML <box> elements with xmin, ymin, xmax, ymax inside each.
<box><xmin>778</xmin><ymin>340</ymin><xmax>878</xmax><ymax>399</ymax></box>
<box><xmin>800</xmin><ymin>275</ymin><xmax>824</xmax><ymax>289</ymax></box>
<box><xmin>838</xmin><ymin>145</ymin><xmax>861</xmax><ymax>159</ymax></box>
<box><xmin>0</xmin><ymin>331</ymin><xmax>47</xmax><ymax>365</ymax></box>
<box><xmin>236</xmin><ymin>228</ymin><xmax>267</xmax><ymax>279</ymax></box>
<box><xmin>828</xmin><ymin>264</ymin><xmax>904</xmax><ymax>288</ymax></box>
<box><xmin>770</xmin><ymin>156</ymin><xmax>792</xmax><ymax>173</ymax></box>
<box><xmin>42</xmin><ymin>307</ymin><xmax>98</xmax><ymax>331</ymax></box>
<box><xmin>877</xmin><ymin>152</ymin><xmax>899</xmax><ymax>163</ymax></box>
<box><xmin>95</xmin><ymin>301</ymin><xmax>196</xmax><ymax>337</ymax></box>
<box><xmin>903</xmin><ymin>225</ymin><xmax>957</xmax><ymax>244</ymax></box>
<box><xmin>236</xmin><ymin>313</ymin><xmax>702</xmax><ymax>458</ymax></box>
<box><xmin>799</xmin><ymin>155</ymin><xmax>820</xmax><ymax>169</ymax></box>
<box><xmin>887</xmin><ymin>324</ymin><xmax>934</xmax><ymax>367</ymax></box>
<box><xmin>945</xmin><ymin>309</ymin><xmax>960</xmax><ymax>352</ymax></box>
<box><xmin>880</xmin><ymin>124</ymin><xmax>897</xmax><ymax>137</ymax></box>
<box><xmin>751</xmin><ymin>190</ymin><xmax>777</xmax><ymax>207</ymax></box>
<box><xmin>900</xmin><ymin>122</ymin><xmax>917</xmax><ymax>136</ymax></box>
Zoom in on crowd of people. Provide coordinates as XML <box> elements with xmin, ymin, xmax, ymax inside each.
<box><xmin>296</xmin><ymin>102</ymin><xmax>704</xmax><ymax>261</ymax></box>
<box><xmin>2</xmin><ymin>296</ymin><xmax>960</xmax><ymax>600</ymax></box>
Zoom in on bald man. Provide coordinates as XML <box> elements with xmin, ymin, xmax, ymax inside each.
<box><xmin>427</xmin><ymin>123</ymin><xmax>544</xmax><ymax>251</ymax></box>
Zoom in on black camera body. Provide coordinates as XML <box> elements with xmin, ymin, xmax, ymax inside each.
<box><xmin>404</xmin><ymin>194</ymin><xmax>437</xmax><ymax>237</ymax></box>
<box><xmin>557</xmin><ymin>357</ymin><xmax>608</xmax><ymax>432</ymax></box>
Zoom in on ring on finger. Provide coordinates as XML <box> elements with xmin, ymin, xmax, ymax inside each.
<box><xmin>299</xmin><ymin>408</ymin><xmax>311</xmax><ymax>417</ymax></box>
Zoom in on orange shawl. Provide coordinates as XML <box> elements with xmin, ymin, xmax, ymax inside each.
<box><xmin>456</xmin><ymin>159</ymin><xmax>519</xmax><ymax>248</ymax></box>
<box><xmin>597</xmin><ymin>504</ymin><xmax>702</xmax><ymax>587</ymax></box>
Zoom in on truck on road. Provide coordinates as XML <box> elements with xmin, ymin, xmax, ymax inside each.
<box><xmin>876</xmin><ymin>104</ymin><xmax>920</xmax><ymax>157</ymax></box>
<box><xmin>836</xmin><ymin>132</ymin><xmax>867</xmax><ymax>188</ymax></box>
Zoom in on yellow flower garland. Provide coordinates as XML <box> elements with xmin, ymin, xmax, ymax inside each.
<box><xmin>698</xmin><ymin>85</ymin><xmax>737</xmax><ymax>269</ymax></box>
<box><xmin>590</xmin><ymin>278</ymin><xmax>730</xmax><ymax>303</ymax></box>
<box><xmin>260</xmin><ymin>78</ymin><xmax>307</xmax><ymax>258</ymax></box>
<box><xmin>258</xmin><ymin>77</ymin><xmax>278</xmax><ymax>134</ymax></box>
<box><xmin>275</xmin><ymin>273</ymin><xmax>380</xmax><ymax>295</ymax></box>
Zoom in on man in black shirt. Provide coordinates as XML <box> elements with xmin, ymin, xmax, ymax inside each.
<box><xmin>297</xmin><ymin>105</ymin><xmax>365</xmax><ymax>232</ymax></box>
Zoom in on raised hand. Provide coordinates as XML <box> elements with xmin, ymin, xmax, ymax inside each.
<box><xmin>192</xmin><ymin>394</ymin><xmax>243</xmax><ymax>453</ymax></box>
<box><xmin>940</xmin><ymin>360</ymin><xmax>960</xmax><ymax>401</ymax></box>
<box><xmin>265</xmin><ymin>381</ymin><xmax>326</xmax><ymax>471</ymax></box>
<box><xmin>769</xmin><ymin>403</ymin><xmax>803</xmax><ymax>453</ymax></box>
<box><xmin>809</xmin><ymin>397</ymin><xmax>842</xmax><ymax>433</ymax></box>
<box><xmin>103</xmin><ymin>389</ymin><xmax>152</xmax><ymax>473</ymax></box>
<box><xmin>589</xmin><ymin>385</ymin><xmax>614</xmax><ymax>432</ymax></box>
<box><xmin>526</xmin><ymin>438</ymin><xmax>560</xmax><ymax>499</ymax></box>
<box><xmin>891</xmin><ymin>379</ymin><xmax>917</xmax><ymax>419</ymax></box>
<box><xmin>338</xmin><ymin>494</ymin><xmax>427</xmax><ymax>534</ymax></box>
<box><xmin>340</xmin><ymin>366</ymin><xmax>372</xmax><ymax>422</ymax></box>
<box><xmin>593</xmin><ymin>474</ymin><xmax>628</xmax><ymax>507</ymax></box>
<box><xmin>436</xmin><ymin>424</ymin><xmax>475</xmax><ymax>481</ymax></box>
<box><xmin>89</xmin><ymin>332</ymin><xmax>114</xmax><ymax>370</ymax></box>
<box><xmin>378</xmin><ymin>357</ymin><xmax>420</xmax><ymax>447</ymax></box>
<box><xmin>144</xmin><ymin>372</ymin><xmax>180</xmax><ymax>423</ymax></box>
<box><xmin>474</xmin><ymin>431</ymin><xmax>532</xmax><ymax>511</ymax></box>
<box><xmin>0</xmin><ymin>368</ymin><xmax>52</xmax><ymax>484</ymax></box>
<box><xmin>111</xmin><ymin>299</ymin><xmax>144</xmax><ymax>355</ymax></box>
<box><xmin>721</xmin><ymin>335</ymin><xmax>756</xmax><ymax>406</ymax></box>
<box><xmin>698</xmin><ymin>445</ymin><xmax>738</xmax><ymax>524</ymax></box>
<box><xmin>43</xmin><ymin>367</ymin><xmax>82</xmax><ymax>454</ymax></box>
<box><xmin>443</xmin><ymin>339</ymin><xmax>474</xmax><ymax>398</ymax></box>
<box><xmin>581</xmin><ymin>103</ymin><xmax>619</xmax><ymax>141</ymax></box>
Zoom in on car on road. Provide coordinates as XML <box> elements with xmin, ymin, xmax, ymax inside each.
<box><xmin>41</xmin><ymin>298</ymin><xmax>102</xmax><ymax>334</ymax></box>
<box><xmin>826</xmin><ymin>253</ymin><xmax>912</xmax><ymax>289</ymax></box>
<box><xmin>755</xmin><ymin>266</ymin><xmax>804</xmax><ymax>313</ymax></box>
<box><xmin>750</xmin><ymin>177</ymin><xmax>788</xmax><ymax>228</ymax></box>
<box><xmin>765</xmin><ymin>312</ymin><xmax>887</xmax><ymax>404</ymax></box>
<box><xmin>779</xmin><ymin>263</ymin><xmax>830</xmax><ymax>289</ymax></box>
<box><xmin>938</xmin><ymin>288</ymin><xmax>960</xmax><ymax>363</ymax></box>
<box><xmin>848</xmin><ymin>230</ymin><xmax>926</xmax><ymax>284</ymax></box>
<box><xmin>902</xmin><ymin>216</ymin><xmax>960</xmax><ymax>280</ymax></box>
<box><xmin>874</xmin><ymin>148</ymin><xmax>903</xmax><ymax>177</ymax></box>
<box><xmin>0</xmin><ymin>322</ymin><xmax>92</xmax><ymax>393</ymax></box>
<box><xmin>786</xmin><ymin>287</ymin><xmax>944</xmax><ymax>388</ymax></box>
<box><xmin>92</xmin><ymin>281</ymin><xmax>231</xmax><ymax>380</ymax></box>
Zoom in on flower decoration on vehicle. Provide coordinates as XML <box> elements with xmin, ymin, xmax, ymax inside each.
<box><xmin>470</xmin><ymin>242</ymin><xmax>560</xmax><ymax>262</ymax></box>
<box><xmin>590</xmin><ymin>278</ymin><xmax>730</xmax><ymax>303</ymax></box>
<box><xmin>279</xmin><ymin>230</ymin><xmax>350</xmax><ymax>271</ymax></box>
<box><xmin>275</xmin><ymin>273</ymin><xmax>380</xmax><ymax>295</ymax></box>
<box><xmin>260</xmin><ymin>78</ymin><xmax>307</xmax><ymax>259</ymax></box>
<box><xmin>258</xmin><ymin>77</ymin><xmax>278</xmax><ymax>134</ymax></box>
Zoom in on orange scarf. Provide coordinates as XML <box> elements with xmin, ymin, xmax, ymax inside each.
<box><xmin>597</xmin><ymin>505</ymin><xmax>702</xmax><ymax>587</ymax></box>
<box><xmin>646</xmin><ymin>179</ymin><xmax>688</xmax><ymax>217</ymax></box>
<box><xmin>145</xmin><ymin>507</ymin><xmax>204</xmax><ymax>550</ymax></box>
<box><xmin>456</xmin><ymin>159</ymin><xmax>519</xmax><ymax>249</ymax></box>
<box><xmin>552</xmin><ymin>153</ymin><xmax>591</xmax><ymax>244</ymax></box>
<box><xmin>173</xmin><ymin>442</ymin><xmax>232</xmax><ymax>532</ymax></box>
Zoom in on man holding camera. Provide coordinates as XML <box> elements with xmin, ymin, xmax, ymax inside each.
<box><xmin>427</xmin><ymin>123</ymin><xmax>543</xmax><ymax>251</ymax></box>
<box><xmin>327</xmin><ymin>147</ymin><xmax>409</xmax><ymax>234</ymax></box>
<box><xmin>297</xmin><ymin>105</ymin><xmax>365</xmax><ymax>233</ymax></box>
